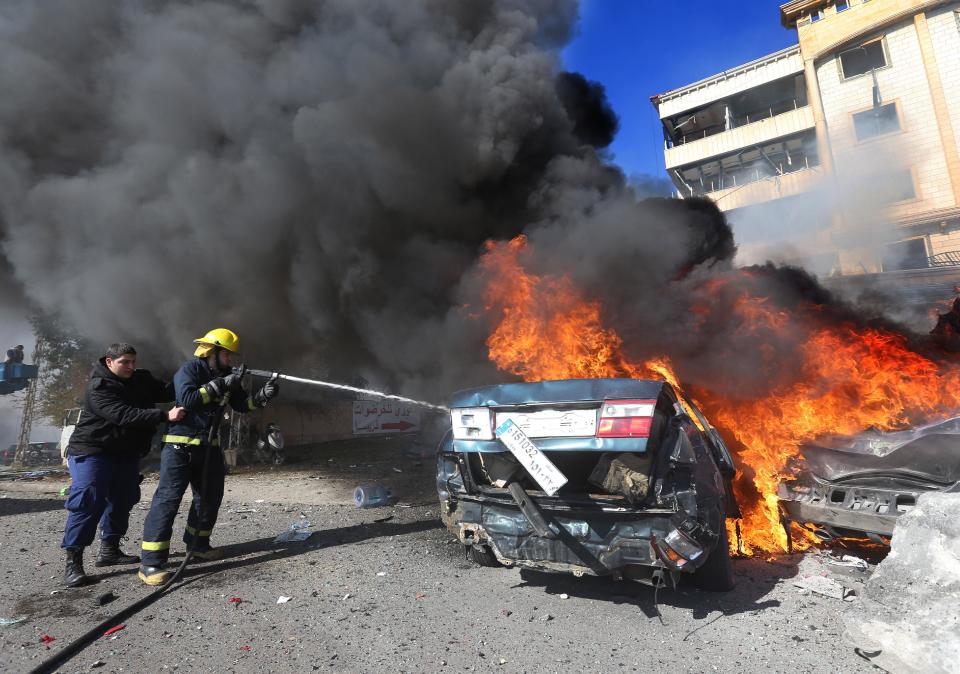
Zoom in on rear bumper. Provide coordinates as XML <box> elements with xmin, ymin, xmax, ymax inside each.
<box><xmin>444</xmin><ymin>495</ymin><xmax>685</xmax><ymax>576</ymax></box>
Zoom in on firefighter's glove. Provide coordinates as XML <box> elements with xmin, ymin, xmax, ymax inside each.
<box><xmin>204</xmin><ymin>372</ymin><xmax>241</xmax><ymax>400</ymax></box>
<box><xmin>253</xmin><ymin>374</ymin><xmax>280</xmax><ymax>407</ymax></box>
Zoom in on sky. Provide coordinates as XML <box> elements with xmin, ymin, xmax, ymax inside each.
<box><xmin>562</xmin><ymin>0</ymin><xmax>799</xmax><ymax>180</ymax></box>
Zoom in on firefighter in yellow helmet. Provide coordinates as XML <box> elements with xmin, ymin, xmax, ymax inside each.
<box><xmin>138</xmin><ymin>329</ymin><xmax>279</xmax><ymax>585</ymax></box>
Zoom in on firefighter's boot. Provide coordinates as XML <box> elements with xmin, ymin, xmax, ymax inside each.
<box><xmin>190</xmin><ymin>544</ymin><xmax>224</xmax><ymax>561</ymax></box>
<box><xmin>138</xmin><ymin>565</ymin><xmax>171</xmax><ymax>586</ymax></box>
<box><xmin>63</xmin><ymin>548</ymin><xmax>90</xmax><ymax>588</ymax></box>
<box><xmin>95</xmin><ymin>537</ymin><xmax>140</xmax><ymax>567</ymax></box>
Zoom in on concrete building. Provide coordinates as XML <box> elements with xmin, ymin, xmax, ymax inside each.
<box><xmin>651</xmin><ymin>0</ymin><xmax>960</xmax><ymax>275</ymax></box>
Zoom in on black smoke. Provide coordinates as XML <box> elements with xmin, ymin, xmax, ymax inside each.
<box><xmin>0</xmin><ymin>0</ymin><xmax>923</xmax><ymax>405</ymax></box>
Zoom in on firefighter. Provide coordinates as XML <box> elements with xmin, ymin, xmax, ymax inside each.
<box><xmin>61</xmin><ymin>343</ymin><xmax>184</xmax><ymax>587</ymax></box>
<box><xmin>138</xmin><ymin>328</ymin><xmax>279</xmax><ymax>585</ymax></box>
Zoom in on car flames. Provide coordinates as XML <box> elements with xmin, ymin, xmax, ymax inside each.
<box><xmin>478</xmin><ymin>235</ymin><xmax>960</xmax><ymax>555</ymax></box>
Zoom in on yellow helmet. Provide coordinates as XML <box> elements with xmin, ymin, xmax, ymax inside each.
<box><xmin>193</xmin><ymin>328</ymin><xmax>240</xmax><ymax>357</ymax></box>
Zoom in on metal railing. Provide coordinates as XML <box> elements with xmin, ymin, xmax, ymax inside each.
<box><xmin>928</xmin><ymin>251</ymin><xmax>960</xmax><ymax>267</ymax></box>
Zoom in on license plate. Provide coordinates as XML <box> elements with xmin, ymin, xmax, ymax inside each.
<box><xmin>495</xmin><ymin>419</ymin><xmax>568</xmax><ymax>496</ymax></box>
<box><xmin>495</xmin><ymin>408</ymin><xmax>597</xmax><ymax>438</ymax></box>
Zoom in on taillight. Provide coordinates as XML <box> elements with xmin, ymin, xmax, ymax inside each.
<box><xmin>450</xmin><ymin>408</ymin><xmax>494</xmax><ymax>440</ymax></box>
<box><xmin>597</xmin><ymin>399</ymin><xmax>655</xmax><ymax>438</ymax></box>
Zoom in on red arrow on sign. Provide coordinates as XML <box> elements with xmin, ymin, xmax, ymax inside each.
<box><xmin>381</xmin><ymin>421</ymin><xmax>415</xmax><ymax>431</ymax></box>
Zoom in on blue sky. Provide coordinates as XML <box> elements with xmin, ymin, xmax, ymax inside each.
<box><xmin>562</xmin><ymin>0</ymin><xmax>798</xmax><ymax>180</ymax></box>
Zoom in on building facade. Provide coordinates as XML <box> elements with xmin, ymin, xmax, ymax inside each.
<box><xmin>652</xmin><ymin>0</ymin><xmax>960</xmax><ymax>275</ymax></box>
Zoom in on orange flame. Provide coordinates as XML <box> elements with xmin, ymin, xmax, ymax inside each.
<box><xmin>480</xmin><ymin>236</ymin><xmax>960</xmax><ymax>555</ymax></box>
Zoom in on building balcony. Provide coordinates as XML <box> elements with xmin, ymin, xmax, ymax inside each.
<box><xmin>665</xmin><ymin>104</ymin><xmax>816</xmax><ymax>170</ymax></box>
<box><xmin>706</xmin><ymin>164</ymin><xmax>824</xmax><ymax>212</ymax></box>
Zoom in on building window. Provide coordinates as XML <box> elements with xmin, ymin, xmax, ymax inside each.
<box><xmin>839</xmin><ymin>39</ymin><xmax>886</xmax><ymax>78</ymax></box>
<box><xmin>882</xmin><ymin>238</ymin><xmax>929</xmax><ymax>271</ymax></box>
<box><xmin>872</xmin><ymin>169</ymin><xmax>916</xmax><ymax>204</ymax></box>
<box><xmin>853</xmin><ymin>103</ymin><xmax>900</xmax><ymax>140</ymax></box>
<box><xmin>836</xmin><ymin>1</ymin><xmax>849</xmax><ymax>12</ymax></box>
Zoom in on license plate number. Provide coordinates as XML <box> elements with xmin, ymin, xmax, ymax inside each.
<box><xmin>495</xmin><ymin>419</ymin><xmax>568</xmax><ymax>496</ymax></box>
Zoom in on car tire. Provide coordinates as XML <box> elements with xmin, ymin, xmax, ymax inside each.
<box><xmin>468</xmin><ymin>544</ymin><xmax>502</xmax><ymax>568</ymax></box>
<box><xmin>693</xmin><ymin>524</ymin><xmax>735</xmax><ymax>592</ymax></box>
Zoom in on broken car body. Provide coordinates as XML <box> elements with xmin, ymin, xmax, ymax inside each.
<box><xmin>778</xmin><ymin>415</ymin><xmax>960</xmax><ymax>542</ymax></box>
<box><xmin>437</xmin><ymin>379</ymin><xmax>740</xmax><ymax>589</ymax></box>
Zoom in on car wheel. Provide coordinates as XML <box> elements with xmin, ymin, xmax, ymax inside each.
<box><xmin>693</xmin><ymin>524</ymin><xmax>735</xmax><ymax>592</ymax></box>
<box><xmin>468</xmin><ymin>544</ymin><xmax>502</xmax><ymax>568</ymax></box>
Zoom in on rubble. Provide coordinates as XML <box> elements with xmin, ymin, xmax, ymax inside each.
<box><xmin>587</xmin><ymin>452</ymin><xmax>651</xmax><ymax>505</ymax></box>
<box><xmin>844</xmin><ymin>490</ymin><xmax>960</xmax><ymax>674</ymax></box>
<box><xmin>792</xmin><ymin>575</ymin><xmax>856</xmax><ymax>601</ymax></box>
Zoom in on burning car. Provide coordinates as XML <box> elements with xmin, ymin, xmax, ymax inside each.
<box><xmin>778</xmin><ymin>416</ymin><xmax>960</xmax><ymax>543</ymax></box>
<box><xmin>436</xmin><ymin>378</ymin><xmax>740</xmax><ymax>590</ymax></box>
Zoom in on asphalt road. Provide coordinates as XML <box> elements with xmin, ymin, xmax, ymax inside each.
<box><xmin>0</xmin><ymin>443</ymin><xmax>879</xmax><ymax>674</ymax></box>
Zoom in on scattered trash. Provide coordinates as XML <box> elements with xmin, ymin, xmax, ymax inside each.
<box><xmin>342</xmin><ymin>594</ymin><xmax>351</xmax><ymax>601</ymax></box>
<box><xmin>274</xmin><ymin>520</ymin><xmax>313</xmax><ymax>543</ymax></box>
<box><xmin>50</xmin><ymin>590</ymin><xmax>61</xmax><ymax>595</ymax></box>
<box><xmin>58</xmin><ymin>486</ymin><xmax>69</xmax><ymax>497</ymax></box>
<box><xmin>91</xmin><ymin>660</ymin><xmax>105</xmax><ymax>668</ymax></box>
<box><xmin>500</xmin><ymin>609</ymin><xmax>512</xmax><ymax>618</ymax></box>
<box><xmin>539</xmin><ymin>614</ymin><xmax>554</xmax><ymax>622</ymax></box>
<box><xmin>392</xmin><ymin>467</ymin><xmax>403</xmax><ymax>473</ymax></box>
<box><xmin>372</xmin><ymin>515</ymin><xmax>394</xmax><ymax>524</ymax></box>
<box><xmin>823</xmin><ymin>553</ymin><xmax>869</xmax><ymax>572</ymax></box>
<box><xmin>0</xmin><ymin>616</ymin><xmax>27</xmax><ymax>626</ymax></box>
<box><xmin>793</xmin><ymin>575</ymin><xmax>856</xmax><ymax>601</ymax></box>
<box><xmin>376</xmin><ymin>572</ymin><xmax>387</xmax><ymax>577</ymax></box>
<box><xmin>354</xmin><ymin>484</ymin><xmax>392</xmax><ymax>508</ymax></box>
<box><xmin>559</xmin><ymin>593</ymin><xmax>569</xmax><ymax>600</ymax></box>
<box><xmin>229</xmin><ymin>597</ymin><xmax>243</xmax><ymax>605</ymax></box>
<box><xmin>103</xmin><ymin>624</ymin><xmax>125</xmax><ymax>637</ymax></box>
<box><xmin>239</xmin><ymin>645</ymin><xmax>251</xmax><ymax>652</ymax></box>
<box><xmin>254</xmin><ymin>499</ymin><xmax>265</xmax><ymax>503</ymax></box>
<box><xmin>277</xmin><ymin>596</ymin><xmax>292</xmax><ymax>604</ymax></box>
<box><xmin>230</xmin><ymin>508</ymin><xmax>259</xmax><ymax>514</ymax></box>
<box><xmin>97</xmin><ymin>591</ymin><xmax>117</xmax><ymax>607</ymax></box>
<box><xmin>40</xmin><ymin>634</ymin><xmax>55</xmax><ymax>644</ymax></box>
<box><xmin>415</xmin><ymin>592</ymin><xmax>426</xmax><ymax>600</ymax></box>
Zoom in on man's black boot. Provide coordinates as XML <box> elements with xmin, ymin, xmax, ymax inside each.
<box><xmin>63</xmin><ymin>548</ymin><xmax>90</xmax><ymax>587</ymax></box>
<box><xmin>95</xmin><ymin>537</ymin><xmax>140</xmax><ymax>567</ymax></box>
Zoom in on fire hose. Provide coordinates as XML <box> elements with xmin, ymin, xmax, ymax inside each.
<box><xmin>242</xmin><ymin>368</ymin><xmax>449</xmax><ymax>411</ymax></box>
<box><xmin>27</xmin><ymin>372</ymin><xmax>445</xmax><ymax>673</ymax></box>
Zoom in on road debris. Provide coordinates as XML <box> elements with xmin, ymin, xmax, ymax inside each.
<box><xmin>277</xmin><ymin>596</ymin><xmax>292</xmax><ymax>604</ymax></box>
<box><xmin>793</xmin><ymin>575</ymin><xmax>856</xmax><ymax>601</ymax></box>
<box><xmin>40</xmin><ymin>634</ymin><xmax>55</xmax><ymax>644</ymax></box>
<box><xmin>229</xmin><ymin>597</ymin><xmax>243</xmax><ymax>605</ymax></box>
<box><xmin>822</xmin><ymin>553</ymin><xmax>869</xmax><ymax>572</ymax></box>
<box><xmin>274</xmin><ymin>520</ymin><xmax>313</xmax><ymax>543</ymax></box>
<box><xmin>239</xmin><ymin>645</ymin><xmax>251</xmax><ymax>652</ymax></box>
<box><xmin>96</xmin><ymin>591</ymin><xmax>117</xmax><ymax>606</ymax></box>
<box><xmin>103</xmin><ymin>624</ymin><xmax>125</xmax><ymax>637</ymax></box>
<box><xmin>0</xmin><ymin>616</ymin><xmax>27</xmax><ymax>626</ymax></box>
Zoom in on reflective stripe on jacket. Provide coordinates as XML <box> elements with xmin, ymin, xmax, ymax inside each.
<box><xmin>164</xmin><ymin>358</ymin><xmax>256</xmax><ymax>444</ymax></box>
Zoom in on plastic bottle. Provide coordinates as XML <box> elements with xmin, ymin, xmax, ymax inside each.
<box><xmin>354</xmin><ymin>483</ymin><xmax>392</xmax><ymax>508</ymax></box>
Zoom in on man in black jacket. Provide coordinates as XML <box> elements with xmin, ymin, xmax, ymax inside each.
<box><xmin>61</xmin><ymin>343</ymin><xmax>184</xmax><ymax>587</ymax></box>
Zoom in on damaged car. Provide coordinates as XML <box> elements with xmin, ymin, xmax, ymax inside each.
<box><xmin>436</xmin><ymin>378</ymin><xmax>740</xmax><ymax>591</ymax></box>
<box><xmin>778</xmin><ymin>416</ymin><xmax>960</xmax><ymax>544</ymax></box>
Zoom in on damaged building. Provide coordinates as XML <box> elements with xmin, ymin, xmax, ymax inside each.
<box><xmin>651</xmin><ymin>0</ymin><xmax>960</xmax><ymax>278</ymax></box>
